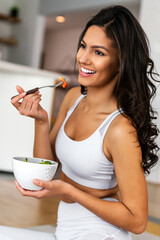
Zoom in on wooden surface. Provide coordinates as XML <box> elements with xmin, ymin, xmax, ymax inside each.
<box><xmin>0</xmin><ymin>174</ymin><xmax>160</xmax><ymax>236</ymax></box>
<box><xmin>147</xmin><ymin>221</ymin><xmax>160</xmax><ymax>236</ymax></box>
<box><xmin>147</xmin><ymin>182</ymin><xmax>160</xmax><ymax>219</ymax></box>
<box><xmin>0</xmin><ymin>37</ymin><xmax>18</xmax><ymax>46</ymax></box>
<box><xmin>0</xmin><ymin>178</ymin><xmax>60</xmax><ymax>228</ymax></box>
<box><xmin>0</xmin><ymin>13</ymin><xmax>21</xmax><ymax>23</ymax></box>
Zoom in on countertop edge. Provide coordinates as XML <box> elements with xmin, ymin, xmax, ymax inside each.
<box><xmin>0</xmin><ymin>61</ymin><xmax>61</xmax><ymax>78</ymax></box>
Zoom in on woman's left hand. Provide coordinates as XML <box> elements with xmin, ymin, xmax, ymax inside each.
<box><xmin>15</xmin><ymin>179</ymin><xmax>71</xmax><ymax>199</ymax></box>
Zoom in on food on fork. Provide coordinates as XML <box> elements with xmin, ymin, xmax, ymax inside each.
<box><xmin>59</xmin><ymin>76</ymin><xmax>68</xmax><ymax>88</ymax></box>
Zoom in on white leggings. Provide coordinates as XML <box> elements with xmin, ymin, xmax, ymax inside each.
<box><xmin>0</xmin><ymin>226</ymin><xmax>55</xmax><ymax>240</ymax></box>
<box><xmin>0</xmin><ymin>198</ymin><xmax>132</xmax><ymax>240</ymax></box>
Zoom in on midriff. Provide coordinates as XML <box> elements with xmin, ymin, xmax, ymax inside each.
<box><xmin>60</xmin><ymin>171</ymin><xmax>119</xmax><ymax>203</ymax></box>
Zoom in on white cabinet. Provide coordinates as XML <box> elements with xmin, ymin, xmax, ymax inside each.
<box><xmin>0</xmin><ymin>61</ymin><xmax>60</xmax><ymax>171</ymax></box>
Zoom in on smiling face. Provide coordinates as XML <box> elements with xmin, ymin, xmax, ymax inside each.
<box><xmin>77</xmin><ymin>25</ymin><xmax>119</xmax><ymax>90</ymax></box>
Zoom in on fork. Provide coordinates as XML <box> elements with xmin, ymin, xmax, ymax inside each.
<box><xmin>24</xmin><ymin>81</ymin><xmax>63</xmax><ymax>95</ymax></box>
<box><xmin>11</xmin><ymin>81</ymin><xmax>64</xmax><ymax>100</ymax></box>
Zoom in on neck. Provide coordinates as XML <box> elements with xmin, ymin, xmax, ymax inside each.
<box><xmin>83</xmin><ymin>87</ymin><xmax>117</xmax><ymax>113</ymax></box>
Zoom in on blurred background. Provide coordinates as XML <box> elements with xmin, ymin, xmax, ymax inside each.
<box><xmin>0</xmin><ymin>0</ymin><xmax>160</xmax><ymax>239</ymax></box>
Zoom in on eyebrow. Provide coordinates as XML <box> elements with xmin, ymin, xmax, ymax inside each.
<box><xmin>81</xmin><ymin>39</ymin><xmax>109</xmax><ymax>52</ymax></box>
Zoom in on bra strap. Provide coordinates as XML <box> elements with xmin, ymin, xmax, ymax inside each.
<box><xmin>66</xmin><ymin>94</ymin><xmax>86</xmax><ymax>117</ymax></box>
<box><xmin>99</xmin><ymin>109</ymin><xmax>123</xmax><ymax>137</ymax></box>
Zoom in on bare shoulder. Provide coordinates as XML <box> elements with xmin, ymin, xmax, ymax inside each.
<box><xmin>62</xmin><ymin>86</ymin><xmax>82</xmax><ymax>111</ymax></box>
<box><xmin>107</xmin><ymin>113</ymin><xmax>138</xmax><ymax>142</ymax></box>
<box><xmin>106</xmin><ymin>113</ymin><xmax>141</xmax><ymax>162</ymax></box>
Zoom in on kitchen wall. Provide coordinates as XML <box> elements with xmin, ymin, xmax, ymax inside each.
<box><xmin>43</xmin><ymin>26</ymin><xmax>82</xmax><ymax>74</ymax></box>
<box><xmin>9</xmin><ymin>0</ymin><xmax>46</xmax><ymax>68</ymax></box>
<box><xmin>0</xmin><ymin>0</ymin><xmax>46</xmax><ymax>68</ymax></box>
<box><xmin>140</xmin><ymin>0</ymin><xmax>160</xmax><ymax>183</ymax></box>
<box><xmin>0</xmin><ymin>0</ymin><xmax>15</xmax><ymax>60</ymax></box>
<box><xmin>39</xmin><ymin>0</ymin><xmax>140</xmax><ymax>15</ymax></box>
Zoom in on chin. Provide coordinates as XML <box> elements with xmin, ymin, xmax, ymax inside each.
<box><xmin>78</xmin><ymin>76</ymin><xmax>91</xmax><ymax>87</ymax></box>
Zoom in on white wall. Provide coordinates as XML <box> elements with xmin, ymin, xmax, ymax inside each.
<box><xmin>43</xmin><ymin>27</ymin><xmax>82</xmax><ymax>72</ymax></box>
<box><xmin>139</xmin><ymin>0</ymin><xmax>160</xmax><ymax>183</ymax></box>
<box><xmin>39</xmin><ymin>0</ymin><xmax>140</xmax><ymax>15</ymax></box>
<box><xmin>0</xmin><ymin>0</ymin><xmax>46</xmax><ymax>68</ymax></box>
<box><xmin>8</xmin><ymin>0</ymin><xmax>42</xmax><ymax>67</ymax></box>
<box><xmin>0</xmin><ymin>0</ymin><xmax>15</xmax><ymax>61</ymax></box>
<box><xmin>0</xmin><ymin>0</ymin><xmax>14</xmax><ymax>13</ymax></box>
<box><xmin>30</xmin><ymin>15</ymin><xmax>46</xmax><ymax>68</ymax></box>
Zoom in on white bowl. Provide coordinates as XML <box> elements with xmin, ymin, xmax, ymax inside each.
<box><xmin>12</xmin><ymin>157</ymin><xmax>58</xmax><ymax>191</ymax></box>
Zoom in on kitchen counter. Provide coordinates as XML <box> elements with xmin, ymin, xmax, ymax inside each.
<box><xmin>0</xmin><ymin>60</ymin><xmax>56</xmax><ymax>77</ymax></box>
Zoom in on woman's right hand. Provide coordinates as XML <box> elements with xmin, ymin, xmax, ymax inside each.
<box><xmin>11</xmin><ymin>85</ymin><xmax>48</xmax><ymax>123</ymax></box>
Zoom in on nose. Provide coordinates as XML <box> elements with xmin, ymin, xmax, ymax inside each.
<box><xmin>78</xmin><ymin>49</ymin><xmax>91</xmax><ymax>65</ymax></box>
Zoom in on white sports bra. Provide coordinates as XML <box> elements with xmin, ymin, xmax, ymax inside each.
<box><xmin>55</xmin><ymin>94</ymin><xmax>123</xmax><ymax>189</ymax></box>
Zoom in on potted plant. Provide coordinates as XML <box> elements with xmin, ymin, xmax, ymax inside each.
<box><xmin>10</xmin><ymin>5</ymin><xmax>20</xmax><ymax>18</ymax></box>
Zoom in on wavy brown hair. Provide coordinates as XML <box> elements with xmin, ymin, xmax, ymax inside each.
<box><xmin>76</xmin><ymin>5</ymin><xmax>159</xmax><ymax>174</ymax></box>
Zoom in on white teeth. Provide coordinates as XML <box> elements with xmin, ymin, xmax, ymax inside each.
<box><xmin>81</xmin><ymin>67</ymin><xmax>96</xmax><ymax>74</ymax></box>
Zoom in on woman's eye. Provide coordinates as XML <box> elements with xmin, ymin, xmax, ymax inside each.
<box><xmin>95</xmin><ymin>50</ymin><xmax>104</xmax><ymax>56</ymax></box>
<box><xmin>80</xmin><ymin>43</ymin><xmax>86</xmax><ymax>49</ymax></box>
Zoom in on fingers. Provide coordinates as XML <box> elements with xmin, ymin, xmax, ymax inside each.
<box><xmin>11</xmin><ymin>89</ymin><xmax>42</xmax><ymax>118</ymax></box>
<box><xmin>11</xmin><ymin>91</ymin><xmax>26</xmax><ymax>109</ymax></box>
<box><xmin>11</xmin><ymin>85</ymin><xmax>25</xmax><ymax>101</ymax></box>
<box><xmin>24</xmin><ymin>98</ymin><xmax>41</xmax><ymax>114</ymax></box>
<box><xmin>18</xmin><ymin>92</ymin><xmax>41</xmax><ymax>115</ymax></box>
<box><xmin>16</xmin><ymin>85</ymin><xmax>25</xmax><ymax>94</ymax></box>
<box><xmin>15</xmin><ymin>180</ymin><xmax>33</xmax><ymax>196</ymax></box>
<box><xmin>15</xmin><ymin>180</ymin><xmax>44</xmax><ymax>198</ymax></box>
<box><xmin>11</xmin><ymin>85</ymin><xmax>39</xmax><ymax>110</ymax></box>
<box><xmin>33</xmin><ymin>179</ymin><xmax>50</xmax><ymax>189</ymax></box>
<box><xmin>15</xmin><ymin>179</ymin><xmax>65</xmax><ymax>199</ymax></box>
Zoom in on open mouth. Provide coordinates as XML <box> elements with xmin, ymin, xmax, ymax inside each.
<box><xmin>81</xmin><ymin>66</ymin><xmax>96</xmax><ymax>74</ymax></box>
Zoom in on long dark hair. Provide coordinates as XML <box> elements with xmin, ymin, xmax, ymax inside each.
<box><xmin>76</xmin><ymin>5</ymin><xmax>159</xmax><ymax>174</ymax></box>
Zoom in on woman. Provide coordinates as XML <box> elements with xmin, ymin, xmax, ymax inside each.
<box><xmin>1</xmin><ymin>5</ymin><xmax>159</xmax><ymax>240</ymax></box>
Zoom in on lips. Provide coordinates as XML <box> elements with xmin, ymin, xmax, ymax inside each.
<box><xmin>81</xmin><ymin>66</ymin><xmax>96</xmax><ymax>74</ymax></box>
<box><xmin>80</xmin><ymin>66</ymin><xmax>96</xmax><ymax>77</ymax></box>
